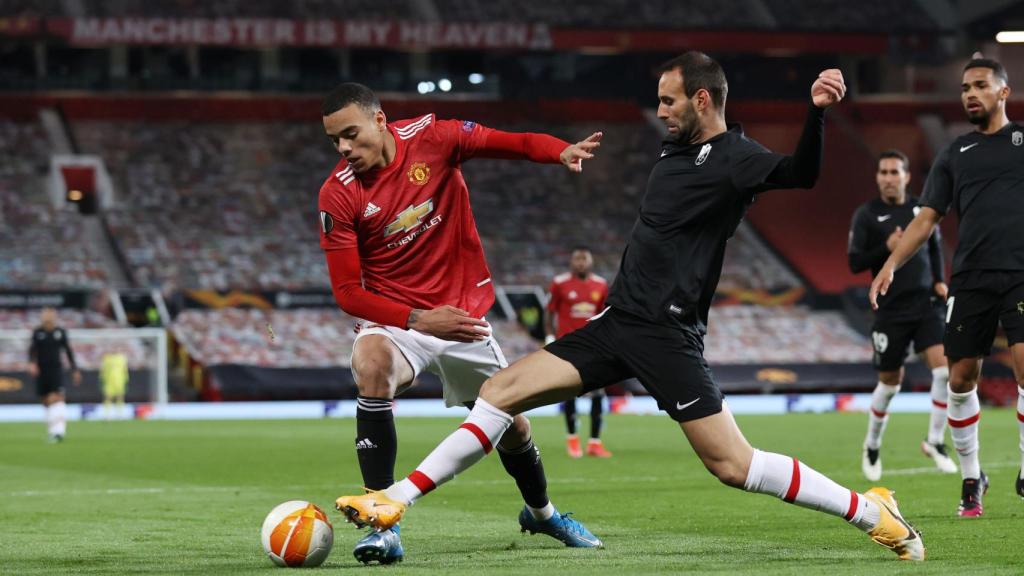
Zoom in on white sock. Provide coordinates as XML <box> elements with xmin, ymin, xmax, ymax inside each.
<box><xmin>865</xmin><ymin>382</ymin><xmax>899</xmax><ymax>449</ymax></box>
<box><xmin>44</xmin><ymin>404</ymin><xmax>56</xmax><ymax>435</ymax></box>
<box><xmin>1017</xmin><ymin>386</ymin><xmax>1024</xmax><ymax>479</ymax></box>
<box><xmin>52</xmin><ymin>401</ymin><xmax>67</xmax><ymax>436</ymax></box>
<box><xmin>386</xmin><ymin>398</ymin><xmax>513</xmax><ymax>505</ymax></box>
<box><xmin>744</xmin><ymin>449</ymin><xmax>880</xmax><ymax>532</ymax></box>
<box><xmin>927</xmin><ymin>367</ymin><xmax>950</xmax><ymax>444</ymax></box>
<box><xmin>948</xmin><ymin>386</ymin><xmax>981</xmax><ymax>479</ymax></box>
<box><xmin>526</xmin><ymin>502</ymin><xmax>555</xmax><ymax>521</ymax></box>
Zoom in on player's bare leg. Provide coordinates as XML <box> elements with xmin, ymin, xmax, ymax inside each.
<box><xmin>1011</xmin><ymin>343</ymin><xmax>1024</xmax><ymax>498</ymax></box>
<box><xmin>919</xmin><ymin>344</ymin><xmax>956</xmax><ymax>473</ymax></box>
<box><xmin>348</xmin><ymin>335</ymin><xmax>414</xmax><ymax>564</ymax></box>
<box><xmin>337</xmin><ymin>351</ymin><xmax>603</xmax><ymax>547</ymax></box>
<box><xmin>681</xmin><ymin>404</ymin><xmax>923</xmax><ymax>560</ymax></box>
<box><xmin>862</xmin><ymin>368</ymin><xmax>902</xmax><ymax>480</ymax></box>
<box><xmin>948</xmin><ymin>355</ymin><xmax>987</xmax><ymax>516</ymax></box>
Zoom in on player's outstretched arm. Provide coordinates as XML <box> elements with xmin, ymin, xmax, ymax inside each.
<box><xmin>869</xmin><ymin>207</ymin><xmax>942</xmax><ymax>309</ymax></box>
<box><xmin>473</xmin><ymin>129</ymin><xmax>602</xmax><ymax>173</ymax></box>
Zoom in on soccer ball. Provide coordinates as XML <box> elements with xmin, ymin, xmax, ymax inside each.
<box><xmin>260</xmin><ymin>500</ymin><xmax>334</xmax><ymax>567</ymax></box>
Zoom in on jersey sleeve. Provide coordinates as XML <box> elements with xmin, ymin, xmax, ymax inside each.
<box><xmin>733</xmin><ymin>104</ymin><xmax>824</xmax><ymax>193</ymax></box>
<box><xmin>434</xmin><ymin>119</ymin><xmax>494</xmax><ymax>164</ymax></box>
<box><xmin>61</xmin><ymin>329</ymin><xmax>77</xmax><ymax>370</ymax></box>
<box><xmin>927</xmin><ymin>225</ymin><xmax>946</xmax><ymax>283</ymax></box>
<box><xmin>318</xmin><ymin>179</ymin><xmax>358</xmax><ymax>251</ymax></box>
<box><xmin>597</xmin><ymin>282</ymin><xmax>609</xmax><ymax>309</ymax></box>
<box><xmin>847</xmin><ymin>207</ymin><xmax>888</xmax><ymax>273</ymax></box>
<box><xmin>28</xmin><ymin>330</ymin><xmax>38</xmax><ymax>362</ymax></box>
<box><xmin>731</xmin><ymin>148</ymin><xmax>786</xmax><ymax>193</ymax></box>
<box><xmin>546</xmin><ymin>281</ymin><xmax>561</xmax><ymax>312</ymax></box>
<box><xmin>920</xmin><ymin>146</ymin><xmax>954</xmax><ymax>215</ymax></box>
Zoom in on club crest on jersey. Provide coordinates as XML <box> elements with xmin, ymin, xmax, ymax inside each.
<box><xmin>696</xmin><ymin>143</ymin><xmax>712</xmax><ymax>165</ymax></box>
<box><xmin>1013</xmin><ymin>131</ymin><xmax>1023</xmax><ymax>146</ymax></box>
<box><xmin>407</xmin><ymin>161</ymin><xmax>431</xmax><ymax>186</ymax></box>
<box><xmin>385</xmin><ymin>199</ymin><xmax>434</xmax><ymax>236</ymax></box>
<box><xmin>319</xmin><ymin>211</ymin><xmax>334</xmax><ymax>234</ymax></box>
<box><xmin>591</xmin><ymin>290</ymin><xmax>602</xmax><ymax>301</ymax></box>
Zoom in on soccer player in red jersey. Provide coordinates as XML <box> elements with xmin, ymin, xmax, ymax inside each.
<box><xmin>544</xmin><ymin>247</ymin><xmax>611</xmax><ymax>458</ymax></box>
<box><xmin>319</xmin><ymin>83</ymin><xmax>605</xmax><ymax>563</ymax></box>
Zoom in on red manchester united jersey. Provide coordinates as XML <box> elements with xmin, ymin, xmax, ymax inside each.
<box><xmin>547</xmin><ymin>272</ymin><xmax>608</xmax><ymax>337</ymax></box>
<box><xmin>318</xmin><ymin>114</ymin><xmax>497</xmax><ymax>318</ymax></box>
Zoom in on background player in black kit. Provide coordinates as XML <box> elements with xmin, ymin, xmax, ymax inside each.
<box><xmin>337</xmin><ymin>52</ymin><xmax>926</xmax><ymax>561</ymax></box>
<box><xmin>871</xmin><ymin>56</ymin><xmax>1024</xmax><ymax>517</ymax></box>
<box><xmin>28</xmin><ymin>307</ymin><xmax>80</xmax><ymax>442</ymax></box>
<box><xmin>848</xmin><ymin>149</ymin><xmax>956</xmax><ymax>481</ymax></box>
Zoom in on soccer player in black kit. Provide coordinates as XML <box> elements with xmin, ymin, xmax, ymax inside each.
<box><xmin>337</xmin><ymin>52</ymin><xmax>926</xmax><ymax>561</ymax></box>
<box><xmin>849</xmin><ymin>150</ymin><xmax>957</xmax><ymax>481</ymax></box>
<box><xmin>871</xmin><ymin>56</ymin><xmax>1024</xmax><ymax>516</ymax></box>
<box><xmin>28</xmin><ymin>307</ymin><xmax>80</xmax><ymax>442</ymax></box>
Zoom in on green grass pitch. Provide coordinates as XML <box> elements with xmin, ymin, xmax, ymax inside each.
<box><xmin>2</xmin><ymin>410</ymin><xmax>1022</xmax><ymax>574</ymax></box>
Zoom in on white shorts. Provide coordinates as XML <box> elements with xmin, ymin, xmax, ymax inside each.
<box><xmin>353</xmin><ymin>323</ymin><xmax>508</xmax><ymax>408</ymax></box>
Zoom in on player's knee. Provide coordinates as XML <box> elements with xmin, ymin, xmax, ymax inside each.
<box><xmin>478</xmin><ymin>373</ymin><xmax>517</xmax><ymax>412</ymax></box>
<box><xmin>500</xmin><ymin>415</ymin><xmax>532</xmax><ymax>447</ymax></box>
<box><xmin>948</xmin><ymin>367</ymin><xmax>979</xmax><ymax>393</ymax></box>
<box><xmin>878</xmin><ymin>370</ymin><xmax>902</xmax><ymax>387</ymax></box>
<box><xmin>351</xmin><ymin>352</ymin><xmax>397</xmax><ymax>397</ymax></box>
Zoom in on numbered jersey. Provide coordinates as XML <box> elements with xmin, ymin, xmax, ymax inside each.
<box><xmin>318</xmin><ymin>115</ymin><xmax>497</xmax><ymax>318</ymax></box>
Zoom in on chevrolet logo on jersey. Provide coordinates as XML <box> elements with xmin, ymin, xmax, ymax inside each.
<box><xmin>385</xmin><ymin>199</ymin><xmax>434</xmax><ymax>237</ymax></box>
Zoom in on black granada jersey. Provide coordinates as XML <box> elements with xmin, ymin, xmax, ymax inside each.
<box><xmin>607</xmin><ymin>105</ymin><xmax>825</xmax><ymax>332</ymax></box>
<box><xmin>29</xmin><ymin>326</ymin><xmax>76</xmax><ymax>368</ymax></box>
<box><xmin>920</xmin><ymin>122</ymin><xmax>1024</xmax><ymax>273</ymax></box>
<box><xmin>848</xmin><ymin>196</ymin><xmax>944</xmax><ymax>317</ymax></box>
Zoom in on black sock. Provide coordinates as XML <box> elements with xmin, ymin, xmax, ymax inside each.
<box><xmin>355</xmin><ymin>396</ymin><xmax>396</xmax><ymax>491</ymax></box>
<box><xmin>590</xmin><ymin>395</ymin><xmax>604</xmax><ymax>440</ymax></box>
<box><xmin>563</xmin><ymin>400</ymin><xmax>577</xmax><ymax>435</ymax></box>
<box><xmin>498</xmin><ymin>438</ymin><xmax>549</xmax><ymax>509</ymax></box>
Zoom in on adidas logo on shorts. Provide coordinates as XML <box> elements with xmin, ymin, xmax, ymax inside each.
<box><xmin>355</xmin><ymin>438</ymin><xmax>378</xmax><ymax>450</ymax></box>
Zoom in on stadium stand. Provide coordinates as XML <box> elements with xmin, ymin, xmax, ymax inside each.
<box><xmin>0</xmin><ymin>120</ymin><xmax>111</xmax><ymax>289</ymax></box>
<box><xmin>705</xmin><ymin>305</ymin><xmax>870</xmax><ymax>364</ymax></box>
<box><xmin>75</xmin><ymin>120</ymin><xmax>333</xmax><ymax>291</ymax></box>
<box><xmin>759</xmin><ymin>0</ymin><xmax>942</xmax><ymax>32</ymax></box>
<box><xmin>170</xmin><ymin>308</ymin><xmax>539</xmax><ymax>367</ymax></box>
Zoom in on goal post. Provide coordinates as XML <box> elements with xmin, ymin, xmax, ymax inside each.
<box><xmin>0</xmin><ymin>328</ymin><xmax>168</xmax><ymax>411</ymax></box>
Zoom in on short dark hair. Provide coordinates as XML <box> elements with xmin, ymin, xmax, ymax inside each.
<box><xmin>877</xmin><ymin>149</ymin><xmax>909</xmax><ymax>172</ymax></box>
<box><xmin>657</xmin><ymin>52</ymin><xmax>728</xmax><ymax>109</ymax></box>
<box><xmin>964</xmin><ymin>57</ymin><xmax>1009</xmax><ymax>84</ymax></box>
<box><xmin>571</xmin><ymin>246</ymin><xmax>591</xmax><ymax>254</ymax></box>
<box><xmin>321</xmin><ymin>83</ymin><xmax>381</xmax><ymax>117</ymax></box>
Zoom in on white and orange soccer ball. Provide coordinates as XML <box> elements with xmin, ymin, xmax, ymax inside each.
<box><xmin>260</xmin><ymin>500</ymin><xmax>334</xmax><ymax>567</ymax></box>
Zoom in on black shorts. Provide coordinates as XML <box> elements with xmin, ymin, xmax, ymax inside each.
<box><xmin>36</xmin><ymin>367</ymin><xmax>64</xmax><ymax>397</ymax></box>
<box><xmin>545</xmin><ymin>307</ymin><xmax>723</xmax><ymax>422</ymax></box>
<box><xmin>944</xmin><ymin>270</ymin><xmax>1024</xmax><ymax>359</ymax></box>
<box><xmin>870</xmin><ymin>305</ymin><xmax>945</xmax><ymax>371</ymax></box>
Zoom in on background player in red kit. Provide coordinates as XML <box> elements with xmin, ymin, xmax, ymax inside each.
<box><xmin>318</xmin><ymin>83</ymin><xmax>605</xmax><ymax>563</ymax></box>
<box><xmin>544</xmin><ymin>247</ymin><xmax>611</xmax><ymax>458</ymax></box>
